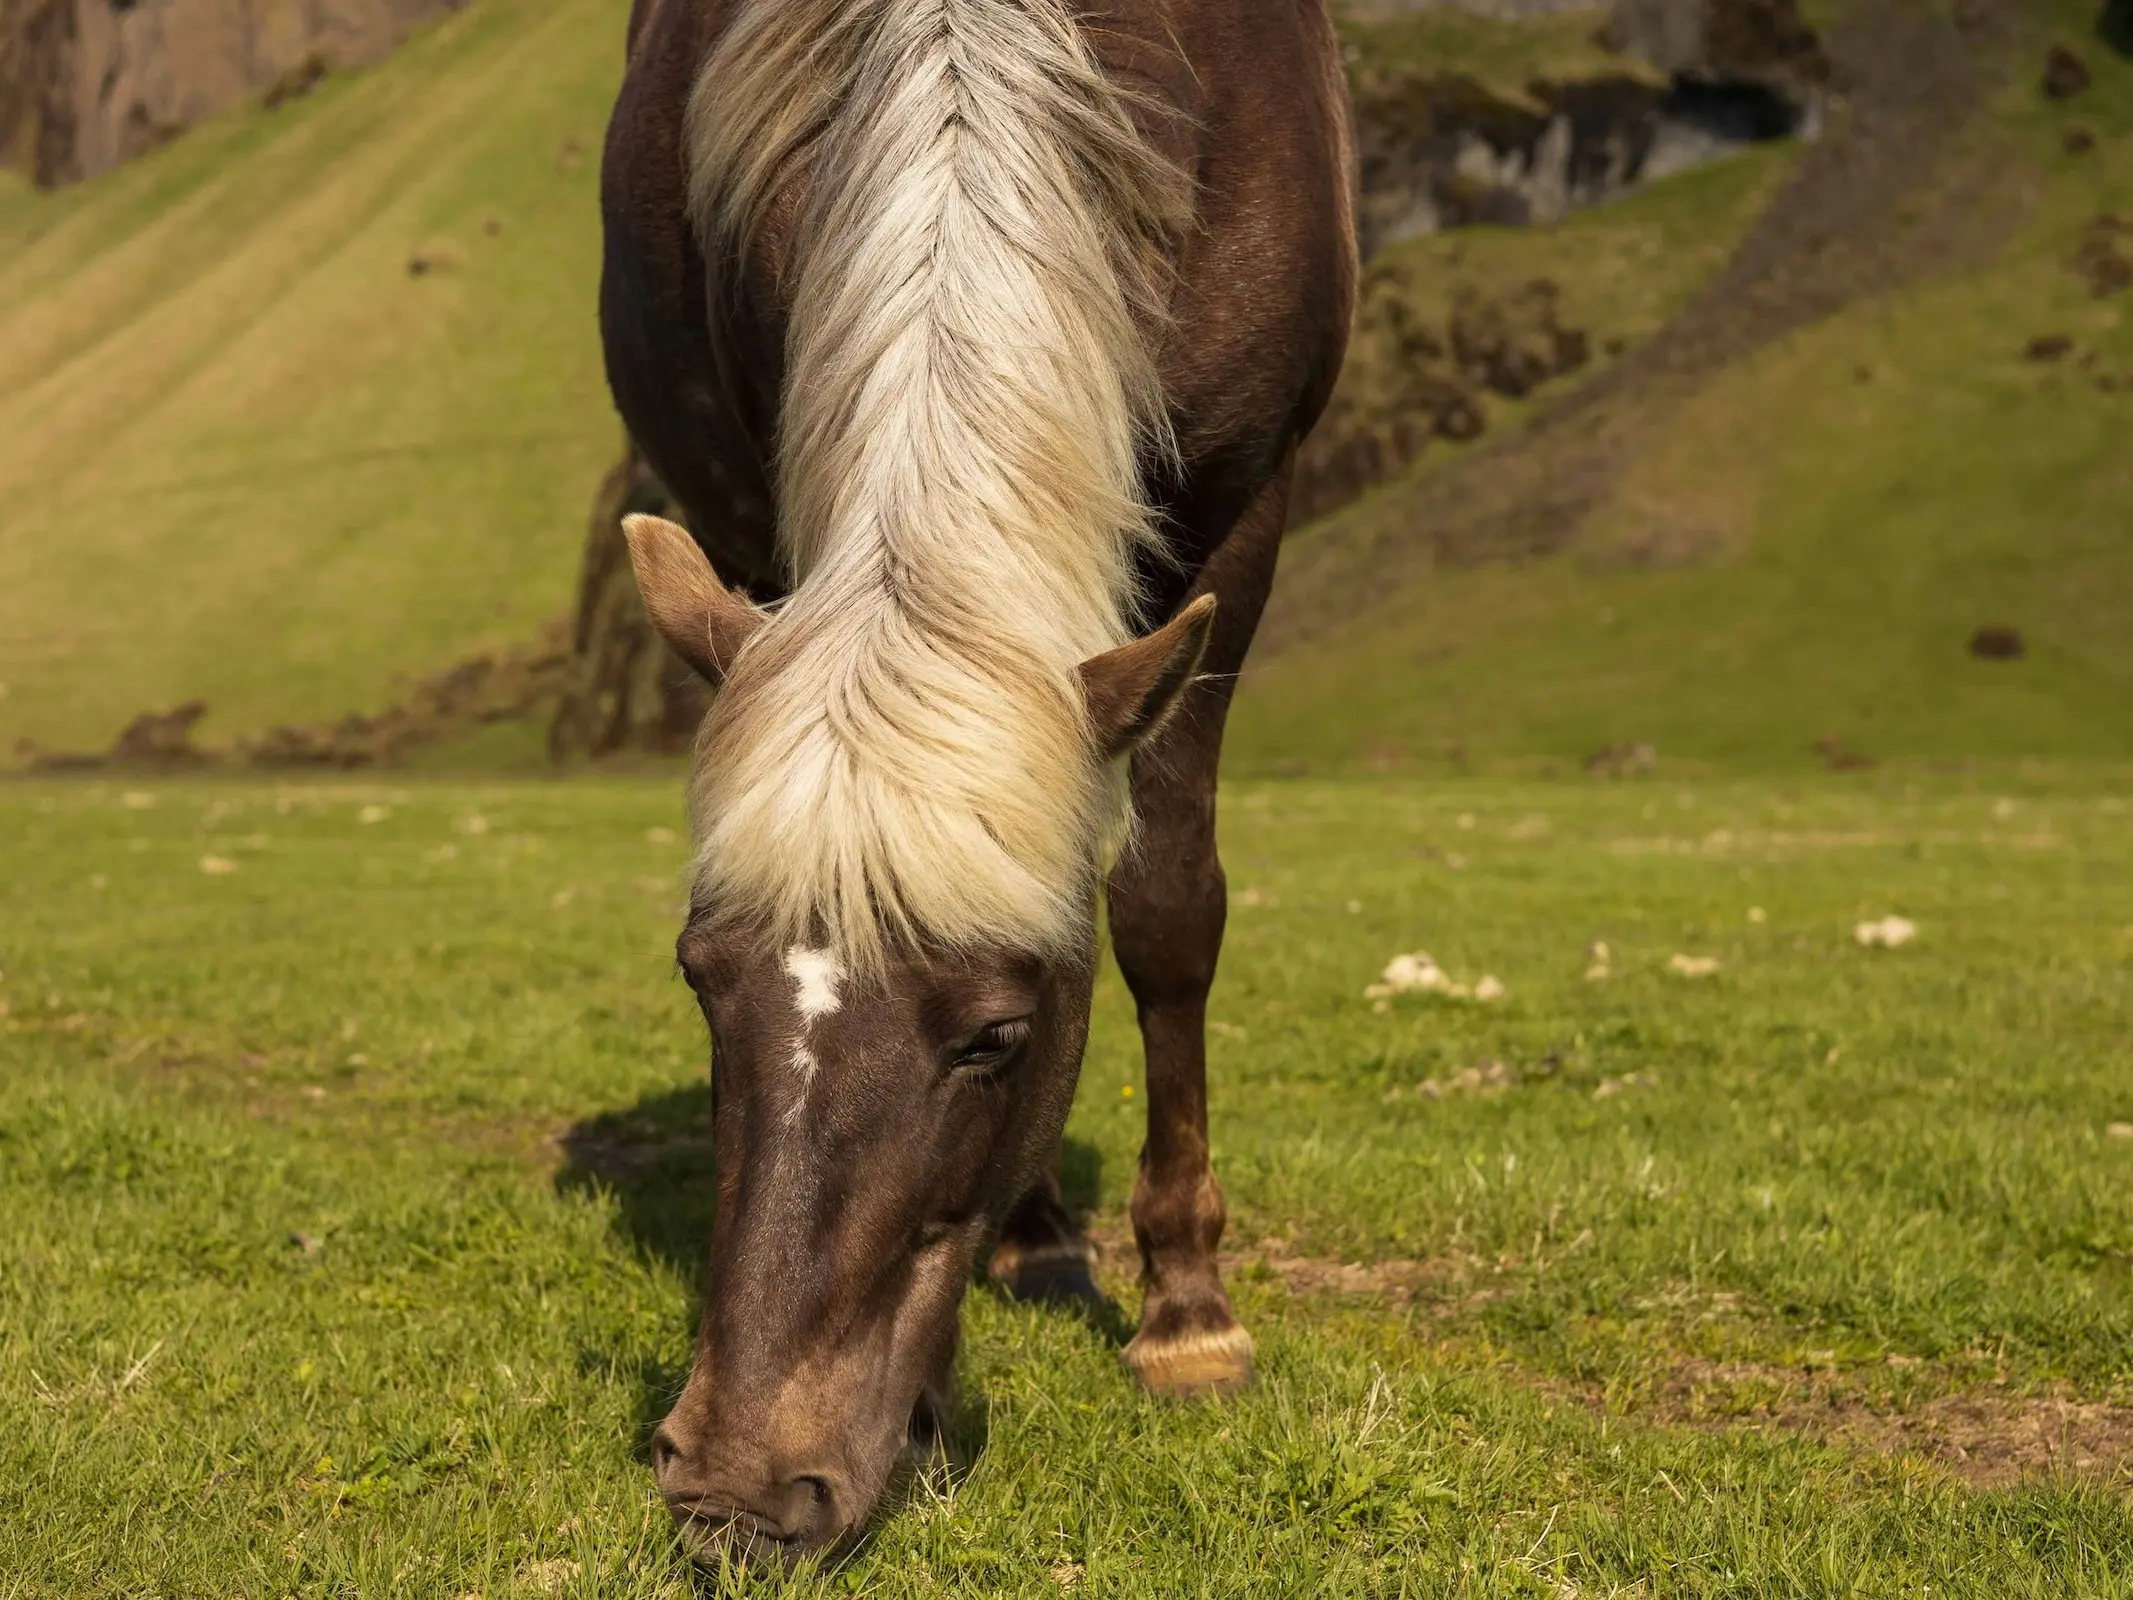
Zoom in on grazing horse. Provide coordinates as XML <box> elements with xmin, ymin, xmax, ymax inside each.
<box><xmin>600</xmin><ymin>0</ymin><xmax>1353</xmax><ymax>1563</ymax></box>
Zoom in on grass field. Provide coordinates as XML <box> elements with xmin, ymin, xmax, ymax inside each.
<box><xmin>5</xmin><ymin>0</ymin><xmax>2132</xmax><ymax>1592</ymax></box>
<box><xmin>6</xmin><ymin>767</ymin><xmax>2132</xmax><ymax>1596</ymax></box>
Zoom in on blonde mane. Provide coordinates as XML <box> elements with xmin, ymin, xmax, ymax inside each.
<box><xmin>682</xmin><ymin>0</ymin><xmax>1187</xmax><ymax>969</ymax></box>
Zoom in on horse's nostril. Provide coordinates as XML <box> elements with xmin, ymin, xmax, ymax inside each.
<box><xmin>649</xmin><ymin>1428</ymin><xmax>680</xmax><ymax>1474</ymax></box>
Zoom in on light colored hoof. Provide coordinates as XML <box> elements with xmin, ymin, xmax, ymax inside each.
<box><xmin>1121</xmin><ymin>1322</ymin><xmax>1255</xmax><ymax>1397</ymax></box>
<box><xmin>988</xmin><ymin>1240</ymin><xmax>1104</xmax><ymax>1309</ymax></box>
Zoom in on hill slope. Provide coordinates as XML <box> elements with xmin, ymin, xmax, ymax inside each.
<box><xmin>1230</xmin><ymin>0</ymin><xmax>2133</xmax><ymax>772</ymax></box>
<box><xmin>0</xmin><ymin>0</ymin><xmax>626</xmax><ymax>756</ymax></box>
<box><xmin>0</xmin><ymin>0</ymin><xmax>2125</xmax><ymax>773</ymax></box>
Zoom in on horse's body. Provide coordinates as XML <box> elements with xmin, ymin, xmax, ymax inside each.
<box><xmin>600</xmin><ymin>0</ymin><xmax>1353</xmax><ymax>1562</ymax></box>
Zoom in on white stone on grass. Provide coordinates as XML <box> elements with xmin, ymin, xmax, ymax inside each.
<box><xmin>1366</xmin><ymin>951</ymin><xmax>1504</xmax><ymax>1003</ymax></box>
<box><xmin>1854</xmin><ymin>915</ymin><xmax>1917</xmax><ymax>948</ymax></box>
<box><xmin>1667</xmin><ymin>953</ymin><xmax>1720</xmax><ymax>977</ymax></box>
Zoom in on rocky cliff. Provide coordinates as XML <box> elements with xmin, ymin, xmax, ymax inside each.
<box><xmin>0</xmin><ymin>0</ymin><xmax>463</xmax><ymax>187</ymax></box>
<box><xmin>1351</xmin><ymin>0</ymin><xmax>1828</xmax><ymax>254</ymax></box>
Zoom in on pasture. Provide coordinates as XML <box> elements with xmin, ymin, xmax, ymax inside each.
<box><xmin>5</xmin><ymin>0</ymin><xmax>2132</xmax><ymax>1591</ymax></box>
<box><xmin>7</xmin><ymin>766</ymin><xmax>2132</xmax><ymax>1597</ymax></box>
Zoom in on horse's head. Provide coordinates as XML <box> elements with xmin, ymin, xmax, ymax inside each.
<box><xmin>622</xmin><ymin>516</ymin><xmax>1211</xmax><ymax>1562</ymax></box>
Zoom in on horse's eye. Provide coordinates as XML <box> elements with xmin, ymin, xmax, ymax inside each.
<box><xmin>952</xmin><ymin>1017</ymin><xmax>1031</xmax><ymax>1073</ymax></box>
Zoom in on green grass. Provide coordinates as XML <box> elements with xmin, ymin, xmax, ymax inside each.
<box><xmin>7</xmin><ymin>768</ymin><xmax>2133</xmax><ymax>1596</ymax></box>
<box><xmin>0</xmin><ymin>0</ymin><xmax>629</xmax><ymax>756</ymax></box>
<box><xmin>6</xmin><ymin>2</ymin><xmax>2132</xmax><ymax>1592</ymax></box>
<box><xmin>1337</xmin><ymin>4</ymin><xmax>1636</xmax><ymax>104</ymax></box>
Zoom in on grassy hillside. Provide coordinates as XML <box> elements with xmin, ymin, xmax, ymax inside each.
<box><xmin>0</xmin><ymin>0</ymin><xmax>629</xmax><ymax>756</ymax></box>
<box><xmin>1230</xmin><ymin>7</ymin><xmax>2133</xmax><ymax>773</ymax></box>
<box><xmin>0</xmin><ymin>0</ymin><xmax>2126</xmax><ymax>774</ymax></box>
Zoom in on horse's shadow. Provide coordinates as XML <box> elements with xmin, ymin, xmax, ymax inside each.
<box><xmin>554</xmin><ymin>1083</ymin><xmax>1115</xmax><ymax>1474</ymax></box>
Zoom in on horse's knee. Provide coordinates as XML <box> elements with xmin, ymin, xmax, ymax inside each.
<box><xmin>1109</xmin><ymin>845</ymin><xmax>1225</xmax><ymax>1009</ymax></box>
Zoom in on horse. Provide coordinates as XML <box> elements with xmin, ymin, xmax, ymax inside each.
<box><xmin>599</xmin><ymin>0</ymin><xmax>1354</xmax><ymax>1563</ymax></box>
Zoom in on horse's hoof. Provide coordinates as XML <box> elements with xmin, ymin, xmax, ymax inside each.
<box><xmin>990</xmin><ymin>1240</ymin><xmax>1106</xmax><ymax>1310</ymax></box>
<box><xmin>1121</xmin><ymin>1322</ymin><xmax>1254</xmax><ymax>1397</ymax></box>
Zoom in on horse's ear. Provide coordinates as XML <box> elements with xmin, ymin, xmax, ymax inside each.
<box><xmin>621</xmin><ymin>514</ymin><xmax>768</xmax><ymax>685</ymax></box>
<box><xmin>1078</xmin><ymin>594</ymin><xmax>1218</xmax><ymax>760</ymax></box>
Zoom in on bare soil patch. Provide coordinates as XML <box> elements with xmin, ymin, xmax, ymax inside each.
<box><xmin>1639</xmin><ymin>1358</ymin><xmax>2133</xmax><ymax>1490</ymax></box>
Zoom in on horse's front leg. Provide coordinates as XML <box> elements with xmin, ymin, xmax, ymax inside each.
<box><xmin>1110</xmin><ymin>466</ymin><xmax>1288</xmax><ymax>1396</ymax></box>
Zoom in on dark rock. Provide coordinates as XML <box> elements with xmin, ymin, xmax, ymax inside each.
<box><xmin>20</xmin><ymin>626</ymin><xmax>566</xmax><ymax>771</ymax></box>
<box><xmin>2024</xmin><ymin>334</ymin><xmax>2073</xmax><ymax>362</ymax></box>
<box><xmin>1347</xmin><ymin>1</ymin><xmax>1827</xmax><ymax>256</ymax></box>
<box><xmin>1</xmin><ymin>0</ymin><xmax>466</xmax><ymax>188</ymax></box>
<box><xmin>1350</xmin><ymin>71</ymin><xmax>1556</xmax><ymax>254</ymax></box>
<box><xmin>245</xmin><ymin>628</ymin><xmax>567</xmax><ymax>767</ymax></box>
<box><xmin>111</xmin><ymin>700</ymin><xmax>211</xmax><ymax>765</ymax></box>
<box><xmin>1969</xmin><ymin>626</ymin><xmax>2025</xmax><ymax>660</ymax></box>
<box><xmin>2064</xmin><ymin>127</ymin><xmax>2096</xmax><ymax>155</ymax></box>
<box><xmin>1604</xmin><ymin>0</ymin><xmax>1831</xmax><ymax>91</ymax></box>
<box><xmin>261</xmin><ymin>52</ymin><xmax>326</xmax><ymax>111</ymax></box>
<box><xmin>547</xmin><ymin>442</ymin><xmax>714</xmax><ymax>760</ymax></box>
<box><xmin>2043</xmin><ymin>45</ymin><xmax>2093</xmax><ymax>99</ymax></box>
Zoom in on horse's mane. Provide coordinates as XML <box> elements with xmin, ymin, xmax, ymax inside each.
<box><xmin>681</xmin><ymin>0</ymin><xmax>1188</xmax><ymax>969</ymax></box>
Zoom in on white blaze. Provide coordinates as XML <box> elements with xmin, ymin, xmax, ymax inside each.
<box><xmin>782</xmin><ymin>946</ymin><xmax>843</xmax><ymax>1126</ymax></box>
<box><xmin>783</xmin><ymin>945</ymin><xmax>845</xmax><ymax>1019</ymax></box>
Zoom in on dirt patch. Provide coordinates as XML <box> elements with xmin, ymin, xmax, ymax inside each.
<box><xmin>1636</xmin><ymin>1358</ymin><xmax>2133</xmax><ymax>1490</ymax></box>
<box><xmin>1817</xmin><ymin>1391</ymin><xmax>2133</xmax><ymax>1489</ymax></box>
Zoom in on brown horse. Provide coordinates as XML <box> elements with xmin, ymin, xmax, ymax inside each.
<box><xmin>600</xmin><ymin>0</ymin><xmax>1353</xmax><ymax>1563</ymax></box>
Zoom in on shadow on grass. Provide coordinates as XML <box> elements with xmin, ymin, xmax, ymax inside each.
<box><xmin>556</xmin><ymin>1083</ymin><xmax>720</xmax><ymax>1290</ymax></box>
<box><xmin>553</xmin><ymin>1083</ymin><xmax>1119</xmax><ymax>1457</ymax></box>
